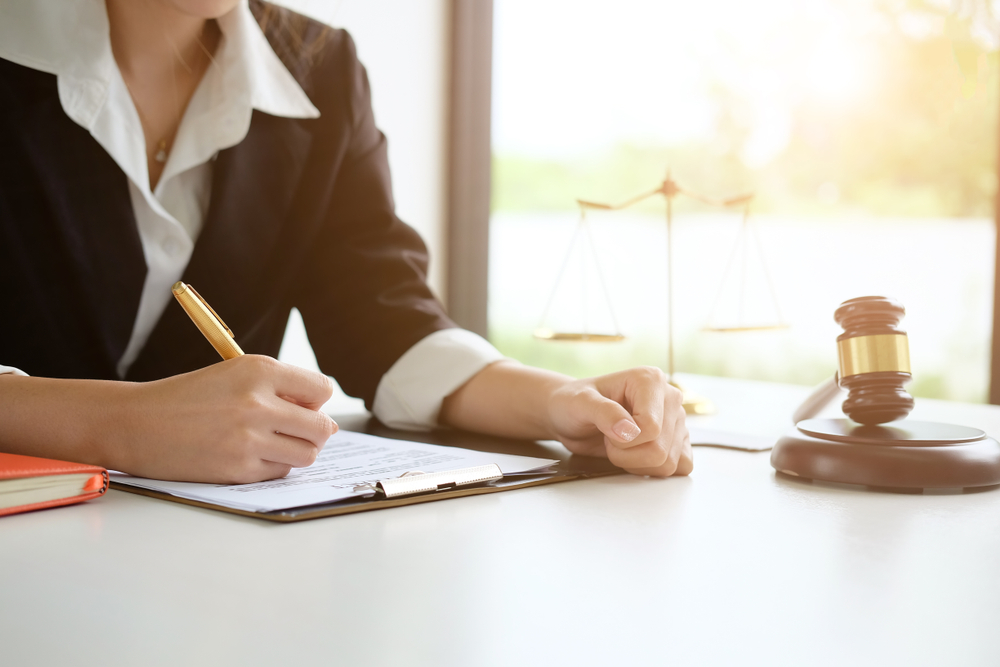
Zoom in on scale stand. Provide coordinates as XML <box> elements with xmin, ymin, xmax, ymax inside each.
<box><xmin>534</xmin><ymin>169</ymin><xmax>787</xmax><ymax>415</ymax></box>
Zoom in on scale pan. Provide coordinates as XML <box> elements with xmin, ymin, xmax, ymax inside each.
<box><xmin>702</xmin><ymin>324</ymin><xmax>790</xmax><ymax>333</ymax></box>
<box><xmin>534</xmin><ymin>328</ymin><xmax>625</xmax><ymax>342</ymax></box>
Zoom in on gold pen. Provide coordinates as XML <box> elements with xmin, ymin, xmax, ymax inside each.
<box><xmin>171</xmin><ymin>281</ymin><xmax>244</xmax><ymax>360</ymax></box>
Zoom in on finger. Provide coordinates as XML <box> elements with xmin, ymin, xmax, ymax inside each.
<box><xmin>621</xmin><ymin>370</ymin><xmax>668</xmax><ymax>446</ymax></box>
<box><xmin>656</xmin><ymin>393</ymin><xmax>687</xmax><ymax>474</ymax></box>
<box><xmin>225</xmin><ymin>461</ymin><xmax>293</xmax><ymax>485</ymax></box>
<box><xmin>270</xmin><ymin>401</ymin><xmax>337</xmax><ymax>449</ymax></box>
<box><xmin>605</xmin><ymin>439</ymin><xmax>669</xmax><ymax>472</ymax></box>
<box><xmin>653</xmin><ymin>414</ymin><xmax>689</xmax><ymax>476</ymax></box>
<box><xmin>583</xmin><ymin>392</ymin><xmax>645</xmax><ymax>448</ymax></box>
<box><xmin>592</xmin><ymin>367</ymin><xmax>670</xmax><ymax>447</ymax></box>
<box><xmin>270</xmin><ymin>362</ymin><xmax>334</xmax><ymax>409</ymax></box>
<box><xmin>675</xmin><ymin>428</ymin><xmax>694</xmax><ymax>476</ymax></box>
<box><xmin>616</xmin><ymin>414</ymin><xmax>692</xmax><ymax>478</ymax></box>
<box><xmin>260</xmin><ymin>432</ymin><xmax>323</xmax><ymax>469</ymax></box>
<box><xmin>251</xmin><ymin>461</ymin><xmax>294</xmax><ymax>483</ymax></box>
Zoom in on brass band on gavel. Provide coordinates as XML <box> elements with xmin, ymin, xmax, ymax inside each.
<box><xmin>837</xmin><ymin>333</ymin><xmax>911</xmax><ymax>378</ymax></box>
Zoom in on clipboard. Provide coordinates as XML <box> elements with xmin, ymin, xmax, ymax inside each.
<box><xmin>110</xmin><ymin>414</ymin><xmax>624</xmax><ymax>522</ymax></box>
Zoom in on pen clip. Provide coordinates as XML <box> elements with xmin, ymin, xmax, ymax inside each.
<box><xmin>187</xmin><ymin>284</ymin><xmax>235</xmax><ymax>338</ymax></box>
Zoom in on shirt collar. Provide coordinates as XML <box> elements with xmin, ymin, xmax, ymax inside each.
<box><xmin>0</xmin><ymin>0</ymin><xmax>113</xmax><ymax>82</ymax></box>
<box><xmin>0</xmin><ymin>0</ymin><xmax>319</xmax><ymax>125</ymax></box>
<box><xmin>217</xmin><ymin>4</ymin><xmax>319</xmax><ymax>120</ymax></box>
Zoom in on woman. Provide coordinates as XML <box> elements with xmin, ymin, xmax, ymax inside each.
<box><xmin>0</xmin><ymin>0</ymin><xmax>691</xmax><ymax>483</ymax></box>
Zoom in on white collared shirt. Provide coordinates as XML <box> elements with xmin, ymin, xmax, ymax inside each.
<box><xmin>0</xmin><ymin>0</ymin><xmax>503</xmax><ymax>430</ymax></box>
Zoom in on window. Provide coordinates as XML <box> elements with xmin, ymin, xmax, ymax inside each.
<box><xmin>489</xmin><ymin>0</ymin><xmax>998</xmax><ymax>401</ymax></box>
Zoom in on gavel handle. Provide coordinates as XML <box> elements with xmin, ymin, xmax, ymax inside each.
<box><xmin>792</xmin><ymin>374</ymin><xmax>842</xmax><ymax>424</ymax></box>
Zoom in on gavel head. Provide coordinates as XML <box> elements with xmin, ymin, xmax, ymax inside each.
<box><xmin>834</xmin><ymin>296</ymin><xmax>914</xmax><ymax>425</ymax></box>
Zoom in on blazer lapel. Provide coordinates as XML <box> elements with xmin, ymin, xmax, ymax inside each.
<box><xmin>127</xmin><ymin>112</ymin><xmax>313</xmax><ymax>380</ymax></box>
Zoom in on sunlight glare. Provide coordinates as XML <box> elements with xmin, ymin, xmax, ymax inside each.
<box><xmin>805</xmin><ymin>38</ymin><xmax>869</xmax><ymax>104</ymax></box>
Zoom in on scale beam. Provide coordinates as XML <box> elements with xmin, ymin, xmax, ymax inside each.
<box><xmin>535</xmin><ymin>168</ymin><xmax>787</xmax><ymax>415</ymax></box>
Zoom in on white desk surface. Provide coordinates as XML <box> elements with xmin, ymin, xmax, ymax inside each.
<box><xmin>2</xmin><ymin>374</ymin><xmax>999</xmax><ymax>667</ymax></box>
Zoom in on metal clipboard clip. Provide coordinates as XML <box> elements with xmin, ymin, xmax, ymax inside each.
<box><xmin>353</xmin><ymin>463</ymin><xmax>504</xmax><ymax>499</ymax></box>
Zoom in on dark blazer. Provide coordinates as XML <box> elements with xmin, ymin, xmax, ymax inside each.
<box><xmin>0</xmin><ymin>2</ymin><xmax>455</xmax><ymax>409</ymax></box>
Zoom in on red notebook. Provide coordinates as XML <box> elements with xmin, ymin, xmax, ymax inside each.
<box><xmin>0</xmin><ymin>452</ymin><xmax>108</xmax><ymax>517</ymax></box>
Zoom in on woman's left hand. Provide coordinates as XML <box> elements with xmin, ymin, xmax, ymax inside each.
<box><xmin>441</xmin><ymin>361</ymin><xmax>692</xmax><ymax>478</ymax></box>
<box><xmin>546</xmin><ymin>367</ymin><xmax>692</xmax><ymax>477</ymax></box>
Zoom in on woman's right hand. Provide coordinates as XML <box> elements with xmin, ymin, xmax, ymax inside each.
<box><xmin>0</xmin><ymin>355</ymin><xmax>337</xmax><ymax>484</ymax></box>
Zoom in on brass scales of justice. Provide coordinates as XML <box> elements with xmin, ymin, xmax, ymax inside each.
<box><xmin>533</xmin><ymin>170</ymin><xmax>788</xmax><ymax>415</ymax></box>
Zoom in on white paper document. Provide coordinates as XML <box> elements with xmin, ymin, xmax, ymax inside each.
<box><xmin>689</xmin><ymin>427</ymin><xmax>777</xmax><ymax>452</ymax></box>
<box><xmin>110</xmin><ymin>430</ymin><xmax>558</xmax><ymax>513</ymax></box>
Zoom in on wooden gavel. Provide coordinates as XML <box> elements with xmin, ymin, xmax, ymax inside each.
<box><xmin>771</xmin><ymin>295</ymin><xmax>1000</xmax><ymax>491</ymax></box>
<box><xmin>834</xmin><ymin>296</ymin><xmax>914</xmax><ymax>425</ymax></box>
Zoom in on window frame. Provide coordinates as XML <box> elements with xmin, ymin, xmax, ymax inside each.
<box><xmin>445</xmin><ymin>0</ymin><xmax>494</xmax><ymax>338</ymax></box>
<box><xmin>991</xmin><ymin>94</ymin><xmax>1000</xmax><ymax>404</ymax></box>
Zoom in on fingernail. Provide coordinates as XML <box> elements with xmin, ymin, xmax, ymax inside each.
<box><xmin>613</xmin><ymin>419</ymin><xmax>640</xmax><ymax>442</ymax></box>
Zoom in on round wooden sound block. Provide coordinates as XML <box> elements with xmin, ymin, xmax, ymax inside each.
<box><xmin>771</xmin><ymin>418</ymin><xmax>1000</xmax><ymax>490</ymax></box>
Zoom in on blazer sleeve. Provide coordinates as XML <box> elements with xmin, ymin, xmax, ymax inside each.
<box><xmin>292</xmin><ymin>32</ymin><xmax>457</xmax><ymax>410</ymax></box>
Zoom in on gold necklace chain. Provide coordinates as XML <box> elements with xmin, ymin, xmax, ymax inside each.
<box><xmin>121</xmin><ymin>75</ymin><xmax>172</xmax><ymax>164</ymax></box>
<box><xmin>122</xmin><ymin>22</ymin><xmax>217</xmax><ymax>165</ymax></box>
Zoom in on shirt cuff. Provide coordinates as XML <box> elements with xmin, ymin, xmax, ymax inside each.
<box><xmin>0</xmin><ymin>365</ymin><xmax>28</xmax><ymax>376</ymax></box>
<box><xmin>372</xmin><ymin>328</ymin><xmax>507</xmax><ymax>431</ymax></box>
